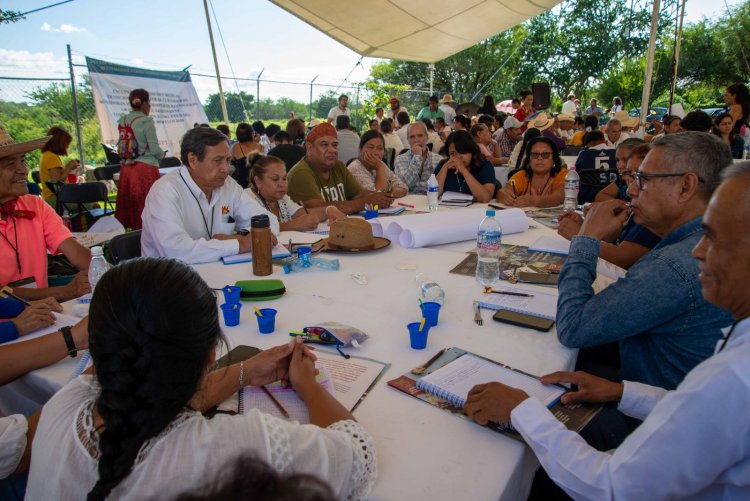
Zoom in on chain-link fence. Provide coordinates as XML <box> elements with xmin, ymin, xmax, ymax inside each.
<box><xmin>0</xmin><ymin>56</ymin><xmax>470</xmax><ymax>170</ymax></box>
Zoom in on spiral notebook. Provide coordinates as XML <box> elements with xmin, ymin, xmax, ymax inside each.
<box><xmin>475</xmin><ymin>286</ymin><xmax>557</xmax><ymax>320</ymax></box>
<box><xmin>416</xmin><ymin>353</ymin><xmax>565</xmax><ymax>410</ymax></box>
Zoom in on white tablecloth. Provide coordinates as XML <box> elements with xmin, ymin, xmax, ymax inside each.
<box><xmin>0</xmin><ymin>197</ymin><xmax>576</xmax><ymax>501</ymax></box>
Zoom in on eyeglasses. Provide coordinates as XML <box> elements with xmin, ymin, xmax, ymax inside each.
<box><xmin>529</xmin><ymin>152</ymin><xmax>552</xmax><ymax>160</ymax></box>
<box><xmin>633</xmin><ymin>171</ymin><xmax>705</xmax><ymax>190</ymax></box>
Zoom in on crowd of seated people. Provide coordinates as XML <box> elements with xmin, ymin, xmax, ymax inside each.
<box><xmin>3</xmin><ymin>82</ymin><xmax>750</xmax><ymax>500</ymax></box>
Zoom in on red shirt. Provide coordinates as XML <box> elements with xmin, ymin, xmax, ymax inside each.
<box><xmin>515</xmin><ymin>107</ymin><xmax>536</xmax><ymax>132</ymax></box>
<box><xmin>0</xmin><ymin>195</ymin><xmax>72</xmax><ymax>287</ymax></box>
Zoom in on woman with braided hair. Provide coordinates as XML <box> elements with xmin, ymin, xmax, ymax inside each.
<box><xmin>26</xmin><ymin>257</ymin><xmax>376</xmax><ymax>500</ymax></box>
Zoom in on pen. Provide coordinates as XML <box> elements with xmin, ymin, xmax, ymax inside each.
<box><xmin>303</xmin><ymin>206</ymin><xmax>309</xmax><ymax>214</ymax></box>
<box><xmin>0</xmin><ymin>286</ymin><xmax>31</xmax><ymax>306</ymax></box>
<box><xmin>490</xmin><ymin>290</ymin><xmax>534</xmax><ymax>297</ymax></box>
<box><xmin>488</xmin><ymin>203</ymin><xmax>506</xmax><ymax>210</ymax></box>
<box><xmin>397</xmin><ymin>202</ymin><xmax>415</xmax><ymax>208</ymax></box>
<box><xmin>510</xmin><ymin>179</ymin><xmax>517</xmax><ymax>196</ymax></box>
<box><xmin>261</xmin><ymin>385</ymin><xmax>290</xmax><ymax>418</ymax></box>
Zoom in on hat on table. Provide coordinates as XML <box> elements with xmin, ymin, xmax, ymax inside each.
<box><xmin>315</xmin><ymin>218</ymin><xmax>390</xmax><ymax>252</ymax></box>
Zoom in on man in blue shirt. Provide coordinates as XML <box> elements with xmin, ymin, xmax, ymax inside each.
<box><xmin>557</xmin><ymin>131</ymin><xmax>733</xmax><ymax>390</ymax></box>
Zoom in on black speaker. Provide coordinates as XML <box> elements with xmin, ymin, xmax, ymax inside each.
<box><xmin>532</xmin><ymin>82</ymin><xmax>551</xmax><ymax>110</ymax></box>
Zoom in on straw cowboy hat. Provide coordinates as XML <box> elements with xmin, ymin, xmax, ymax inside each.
<box><xmin>314</xmin><ymin>218</ymin><xmax>390</xmax><ymax>252</ymax></box>
<box><xmin>0</xmin><ymin>125</ymin><xmax>51</xmax><ymax>159</ymax></box>
<box><xmin>612</xmin><ymin>110</ymin><xmax>640</xmax><ymax>129</ymax></box>
<box><xmin>556</xmin><ymin>113</ymin><xmax>575</xmax><ymax>122</ymax></box>
<box><xmin>528</xmin><ymin>112</ymin><xmax>555</xmax><ymax>132</ymax></box>
<box><xmin>441</xmin><ymin>94</ymin><xmax>454</xmax><ymax>104</ymax></box>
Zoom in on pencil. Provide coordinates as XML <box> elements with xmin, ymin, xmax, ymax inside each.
<box><xmin>0</xmin><ymin>286</ymin><xmax>31</xmax><ymax>307</ymax></box>
<box><xmin>490</xmin><ymin>290</ymin><xmax>534</xmax><ymax>297</ymax></box>
<box><xmin>261</xmin><ymin>385</ymin><xmax>290</xmax><ymax>418</ymax></box>
<box><xmin>397</xmin><ymin>202</ymin><xmax>415</xmax><ymax>208</ymax></box>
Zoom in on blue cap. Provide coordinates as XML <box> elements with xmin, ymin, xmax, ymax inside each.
<box><xmin>486</xmin><ymin>209</ymin><xmax>495</xmax><ymax>217</ymax></box>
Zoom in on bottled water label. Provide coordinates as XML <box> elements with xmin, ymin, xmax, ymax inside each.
<box><xmin>564</xmin><ymin>179</ymin><xmax>579</xmax><ymax>197</ymax></box>
<box><xmin>477</xmin><ymin>230</ymin><xmax>502</xmax><ymax>252</ymax></box>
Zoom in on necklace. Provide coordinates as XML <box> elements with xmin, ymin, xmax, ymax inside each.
<box><xmin>0</xmin><ymin>217</ymin><xmax>21</xmax><ymax>274</ymax></box>
<box><xmin>718</xmin><ymin>318</ymin><xmax>745</xmax><ymax>352</ymax></box>
<box><xmin>180</xmin><ymin>171</ymin><xmax>214</xmax><ymax>239</ymax></box>
<box><xmin>529</xmin><ymin>175</ymin><xmax>552</xmax><ymax>196</ymax></box>
<box><xmin>455</xmin><ymin>171</ymin><xmax>466</xmax><ymax>193</ymax></box>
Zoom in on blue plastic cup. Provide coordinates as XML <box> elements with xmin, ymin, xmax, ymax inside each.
<box><xmin>220</xmin><ymin>303</ymin><xmax>242</xmax><ymax>327</ymax></box>
<box><xmin>222</xmin><ymin>285</ymin><xmax>241</xmax><ymax>304</ymax></box>
<box><xmin>420</xmin><ymin>302</ymin><xmax>442</xmax><ymax>327</ymax></box>
<box><xmin>364</xmin><ymin>209</ymin><xmax>379</xmax><ymax>220</ymax></box>
<box><xmin>408</xmin><ymin>321</ymin><xmax>429</xmax><ymax>350</ymax></box>
<box><xmin>255</xmin><ymin>308</ymin><xmax>277</xmax><ymax>334</ymax></box>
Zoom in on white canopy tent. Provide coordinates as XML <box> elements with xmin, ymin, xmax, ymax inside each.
<box><xmin>264</xmin><ymin>0</ymin><xmax>665</xmax><ymax>135</ymax></box>
<box><xmin>270</xmin><ymin>0</ymin><xmax>563</xmax><ymax>63</ymax></box>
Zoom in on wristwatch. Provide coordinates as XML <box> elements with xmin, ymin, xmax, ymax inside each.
<box><xmin>60</xmin><ymin>326</ymin><xmax>78</xmax><ymax>358</ymax></box>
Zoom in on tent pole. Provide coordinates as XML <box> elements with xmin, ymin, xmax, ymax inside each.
<box><xmin>256</xmin><ymin>68</ymin><xmax>264</xmax><ymax>120</ymax></box>
<box><xmin>309</xmin><ymin>75</ymin><xmax>318</xmax><ymax>121</ymax></box>
<box><xmin>203</xmin><ymin>0</ymin><xmax>229</xmax><ymax>124</ymax></box>
<box><xmin>638</xmin><ymin>0</ymin><xmax>661</xmax><ymax>139</ymax></box>
<box><xmin>67</xmin><ymin>44</ymin><xmax>85</xmax><ymax>166</ymax></box>
<box><xmin>428</xmin><ymin>64</ymin><xmax>435</xmax><ymax>95</ymax></box>
<box><xmin>669</xmin><ymin>0</ymin><xmax>687</xmax><ymax>109</ymax></box>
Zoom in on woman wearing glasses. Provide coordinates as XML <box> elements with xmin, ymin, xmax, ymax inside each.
<box><xmin>496</xmin><ymin>136</ymin><xmax>566</xmax><ymax>208</ymax></box>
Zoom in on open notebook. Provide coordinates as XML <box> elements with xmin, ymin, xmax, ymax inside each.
<box><xmin>475</xmin><ymin>286</ymin><xmax>557</xmax><ymax>320</ymax></box>
<box><xmin>239</xmin><ymin>368</ymin><xmax>335</xmax><ymax>423</ymax></box>
<box><xmin>416</xmin><ymin>353</ymin><xmax>565</xmax><ymax>410</ymax></box>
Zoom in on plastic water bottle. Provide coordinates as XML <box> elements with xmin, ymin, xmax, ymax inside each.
<box><xmin>61</xmin><ymin>210</ymin><xmax>72</xmax><ymax>231</ymax></box>
<box><xmin>563</xmin><ymin>166</ymin><xmax>580</xmax><ymax>211</ymax></box>
<box><xmin>88</xmin><ymin>246</ymin><xmax>112</xmax><ymax>291</ymax></box>
<box><xmin>475</xmin><ymin>210</ymin><xmax>502</xmax><ymax>289</ymax></box>
<box><xmin>427</xmin><ymin>174</ymin><xmax>439</xmax><ymax>212</ymax></box>
<box><xmin>415</xmin><ymin>273</ymin><xmax>445</xmax><ymax>305</ymax></box>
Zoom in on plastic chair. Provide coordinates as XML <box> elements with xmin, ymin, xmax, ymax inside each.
<box><xmin>93</xmin><ymin>165</ymin><xmax>121</xmax><ymax>181</ymax></box>
<box><xmin>31</xmin><ymin>170</ymin><xmax>41</xmax><ymax>184</ymax></box>
<box><xmin>107</xmin><ymin>230</ymin><xmax>142</xmax><ymax>265</ymax></box>
<box><xmin>102</xmin><ymin>143</ymin><xmax>121</xmax><ymax>165</ymax></box>
<box><xmin>57</xmin><ymin>182</ymin><xmax>115</xmax><ymax>223</ymax></box>
<box><xmin>159</xmin><ymin>156</ymin><xmax>182</xmax><ymax>167</ymax></box>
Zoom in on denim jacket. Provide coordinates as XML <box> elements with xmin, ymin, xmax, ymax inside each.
<box><xmin>556</xmin><ymin>217</ymin><xmax>733</xmax><ymax>389</ymax></box>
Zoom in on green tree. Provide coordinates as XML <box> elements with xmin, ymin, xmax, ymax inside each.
<box><xmin>203</xmin><ymin>91</ymin><xmax>254</xmax><ymax>122</ymax></box>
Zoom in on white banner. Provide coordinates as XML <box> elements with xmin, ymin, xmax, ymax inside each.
<box><xmin>87</xmin><ymin>57</ymin><xmax>208</xmax><ymax>161</ymax></box>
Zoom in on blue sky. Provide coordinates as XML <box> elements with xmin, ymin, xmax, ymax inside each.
<box><xmin>0</xmin><ymin>0</ymin><xmax>744</xmax><ymax>103</ymax></box>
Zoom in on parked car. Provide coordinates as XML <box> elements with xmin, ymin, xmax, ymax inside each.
<box><xmin>629</xmin><ymin>107</ymin><xmax>668</xmax><ymax>124</ymax></box>
<box><xmin>699</xmin><ymin>106</ymin><xmax>727</xmax><ymax>118</ymax></box>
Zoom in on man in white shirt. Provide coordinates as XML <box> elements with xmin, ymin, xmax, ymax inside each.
<box><xmin>385</xmin><ymin>97</ymin><xmax>408</xmax><ymax>120</ymax></box>
<box><xmin>464</xmin><ymin>162</ymin><xmax>750</xmax><ymax>500</ymax></box>
<box><xmin>561</xmin><ymin>94</ymin><xmax>577</xmax><ymax>116</ymax></box>
<box><xmin>604</xmin><ymin>118</ymin><xmax>630</xmax><ymax>148</ymax></box>
<box><xmin>141</xmin><ymin>127</ymin><xmax>278</xmax><ymax>264</ymax></box>
<box><xmin>327</xmin><ymin>95</ymin><xmax>350</xmax><ymax>124</ymax></box>
<box><xmin>335</xmin><ymin>115</ymin><xmax>360</xmax><ymax>165</ymax></box>
<box><xmin>438</xmin><ymin>94</ymin><xmax>457</xmax><ymax>128</ymax></box>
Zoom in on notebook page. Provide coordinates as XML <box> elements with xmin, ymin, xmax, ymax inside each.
<box><xmin>475</xmin><ymin>286</ymin><xmax>557</xmax><ymax>320</ymax></box>
<box><xmin>418</xmin><ymin>354</ymin><xmax>564</xmax><ymax>407</ymax></box>
<box><xmin>241</xmin><ymin>368</ymin><xmax>334</xmax><ymax>422</ymax></box>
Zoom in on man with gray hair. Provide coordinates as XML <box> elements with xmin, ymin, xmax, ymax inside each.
<box><xmin>604</xmin><ymin>118</ymin><xmax>630</xmax><ymax>148</ymax></box>
<box><xmin>394</xmin><ymin>121</ymin><xmax>443</xmax><ymax>194</ymax></box>
<box><xmin>557</xmin><ymin>131</ymin><xmax>733</xmax><ymax>391</ymax></box>
<box><xmin>141</xmin><ymin>127</ymin><xmax>278</xmax><ymax>264</ymax></box>
<box><xmin>464</xmin><ymin>160</ymin><xmax>750</xmax><ymax>500</ymax></box>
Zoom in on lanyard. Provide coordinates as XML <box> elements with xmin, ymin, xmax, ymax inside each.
<box><xmin>180</xmin><ymin>171</ymin><xmax>214</xmax><ymax>240</ymax></box>
<box><xmin>0</xmin><ymin>217</ymin><xmax>21</xmax><ymax>274</ymax></box>
<box><xmin>718</xmin><ymin>319</ymin><xmax>744</xmax><ymax>353</ymax></box>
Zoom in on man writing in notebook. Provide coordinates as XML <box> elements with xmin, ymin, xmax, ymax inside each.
<box><xmin>141</xmin><ymin>127</ymin><xmax>278</xmax><ymax>264</ymax></box>
<box><xmin>464</xmin><ymin>161</ymin><xmax>750</xmax><ymax>499</ymax></box>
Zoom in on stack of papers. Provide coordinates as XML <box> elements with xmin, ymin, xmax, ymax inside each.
<box><xmin>439</xmin><ymin>191</ymin><xmax>474</xmax><ymax>207</ymax></box>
